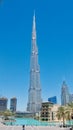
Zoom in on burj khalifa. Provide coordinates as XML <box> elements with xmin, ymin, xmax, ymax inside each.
<box><xmin>27</xmin><ymin>12</ymin><xmax>42</xmax><ymax>113</ymax></box>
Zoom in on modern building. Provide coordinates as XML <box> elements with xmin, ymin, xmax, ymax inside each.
<box><xmin>27</xmin><ymin>12</ymin><xmax>42</xmax><ymax>113</ymax></box>
<box><xmin>0</xmin><ymin>97</ymin><xmax>8</xmax><ymax>111</ymax></box>
<box><xmin>10</xmin><ymin>97</ymin><xmax>17</xmax><ymax>112</ymax></box>
<box><xmin>69</xmin><ymin>94</ymin><xmax>73</xmax><ymax>103</ymax></box>
<box><xmin>41</xmin><ymin>102</ymin><xmax>60</xmax><ymax>121</ymax></box>
<box><xmin>61</xmin><ymin>81</ymin><xmax>70</xmax><ymax>105</ymax></box>
<box><xmin>48</xmin><ymin>96</ymin><xmax>57</xmax><ymax>104</ymax></box>
<box><xmin>71</xmin><ymin>94</ymin><xmax>73</xmax><ymax>102</ymax></box>
<box><xmin>16</xmin><ymin>111</ymin><xmax>34</xmax><ymax>117</ymax></box>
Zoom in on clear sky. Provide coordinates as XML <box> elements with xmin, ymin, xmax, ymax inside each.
<box><xmin>0</xmin><ymin>0</ymin><xmax>73</xmax><ymax>111</ymax></box>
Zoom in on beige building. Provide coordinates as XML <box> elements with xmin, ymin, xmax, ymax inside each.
<box><xmin>41</xmin><ymin>102</ymin><xmax>60</xmax><ymax>121</ymax></box>
<box><xmin>51</xmin><ymin>104</ymin><xmax>60</xmax><ymax>121</ymax></box>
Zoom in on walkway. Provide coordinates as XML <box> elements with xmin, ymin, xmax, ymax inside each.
<box><xmin>0</xmin><ymin>125</ymin><xmax>70</xmax><ymax>130</ymax></box>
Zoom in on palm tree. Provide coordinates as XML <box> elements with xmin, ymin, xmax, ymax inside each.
<box><xmin>56</xmin><ymin>106</ymin><xmax>66</xmax><ymax>126</ymax></box>
<box><xmin>65</xmin><ymin>107</ymin><xmax>71</xmax><ymax>125</ymax></box>
<box><xmin>67</xmin><ymin>102</ymin><xmax>73</xmax><ymax>119</ymax></box>
<box><xmin>65</xmin><ymin>102</ymin><xmax>73</xmax><ymax>126</ymax></box>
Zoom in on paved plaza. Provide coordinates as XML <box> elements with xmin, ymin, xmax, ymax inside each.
<box><xmin>0</xmin><ymin>125</ymin><xmax>70</xmax><ymax>130</ymax></box>
<box><xmin>0</xmin><ymin>119</ymin><xmax>70</xmax><ymax>130</ymax></box>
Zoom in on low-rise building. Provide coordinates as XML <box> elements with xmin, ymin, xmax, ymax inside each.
<box><xmin>41</xmin><ymin>102</ymin><xmax>60</xmax><ymax>121</ymax></box>
<box><xmin>51</xmin><ymin>104</ymin><xmax>60</xmax><ymax>121</ymax></box>
<box><xmin>16</xmin><ymin>111</ymin><xmax>34</xmax><ymax>117</ymax></box>
<box><xmin>41</xmin><ymin>102</ymin><xmax>53</xmax><ymax>121</ymax></box>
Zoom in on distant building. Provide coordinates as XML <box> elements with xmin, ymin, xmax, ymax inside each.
<box><xmin>40</xmin><ymin>102</ymin><xmax>60</xmax><ymax>121</ymax></box>
<box><xmin>10</xmin><ymin>97</ymin><xmax>17</xmax><ymax>112</ymax></box>
<box><xmin>48</xmin><ymin>96</ymin><xmax>57</xmax><ymax>104</ymax></box>
<box><xmin>61</xmin><ymin>81</ymin><xmax>70</xmax><ymax>105</ymax></box>
<box><xmin>69</xmin><ymin>94</ymin><xmax>73</xmax><ymax>103</ymax></box>
<box><xmin>71</xmin><ymin>94</ymin><xmax>73</xmax><ymax>102</ymax></box>
<box><xmin>0</xmin><ymin>97</ymin><xmax>8</xmax><ymax>111</ymax></box>
<box><xmin>16</xmin><ymin>111</ymin><xmax>34</xmax><ymax>117</ymax></box>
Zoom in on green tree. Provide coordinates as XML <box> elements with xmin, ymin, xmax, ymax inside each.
<box><xmin>3</xmin><ymin>110</ymin><xmax>13</xmax><ymax>120</ymax></box>
<box><xmin>68</xmin><ymin>103</ymin><xmax>73</xmax><ymax>118</ymax></box>
<box><xmin>66</xmin><ymin>102</ymin><xmax>73</xmax><ymax>120</ymax></box>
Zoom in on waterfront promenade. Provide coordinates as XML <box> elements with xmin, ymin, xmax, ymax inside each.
<box><xmin>0</xmin><ymin>118</ymin><xmax>70</xmax><ymax>130</ymax></box>
<box><xmin>0</xmin><ymin>125</ymin><xmax>70</xmax><ymax>130</ymax></box>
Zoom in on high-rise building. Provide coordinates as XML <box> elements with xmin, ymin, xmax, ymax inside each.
<box><xmin>48</xmin><ymin>96</ymin><xmax>57</xmax><ymax>104</ymax></box>
<box><xmin>10</xmin><ymin>97</ymin><xmax>17</xmax><ymax>112</ymax></box>
<box><xmin>61</xmin><ymin>81</ymin><xmax>70</xmax><ymax>105</ymax></box>
<box><xmin>69</xmin><ymin>94</ymin><xmax>73</xmax><ymax>103</ymax></box>
<box><xmin>27</xmin><ymin>12</ymin><xmax>42</xmax><ymax>113</ymax></box>
<box><xmin>71</xmin><ymin>94</ymin><xmax>73</xmax><ymax>102</ymax></box>
<box><xmin>0</xmin><ymin>97</ymin><xmax>8</xmax><ymax>111</ymax></box>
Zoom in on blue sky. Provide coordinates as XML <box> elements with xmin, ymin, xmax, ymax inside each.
<box><xmin>0</xmin><ymin>0</ymin><xmax>73</xmax><ymax>111</ymax></box>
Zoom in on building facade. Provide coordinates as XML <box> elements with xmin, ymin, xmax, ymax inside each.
<box><xmin>27</xmin><ymin>13</ymin><xmax>42</xmax><ymax>113</ymax></box>
<box><xmin>0</xmin><ymin>97</ymin><xmax>8</xmax><ymax>111</ymax></box>
<box><xmin>41</xmin><ymin>102</ymin><xmax>60</xmax><ymax>121</ymax></box>
<box><xmin>10</xmin><ymin>97</ymin><xmax>17</xmax><ymax>112</ymax></box>
<box><xmin>16</xmin><ymin>111</ymin><xmax>34</xmax><ymax>117</ymax></box>
<box><xmin>61</xmin><ymin>81</ymin><xmax>70</xmax><ymax>105</ymax></box>
<box><xmin>69</xmin><ymin>94</ymin><xmax>73</xmax><ymax>103</ymax></box>
<box><xmin>71</xmin><ymin>94</ymin><xmax>73</xmax><ymax>102</ymax></box>
<box><xmin>48</xmin><ymin>96</ymin><xmax>57</xmax><ymax>104</ymax></box>
<box><xmin>51</xmin><ymin>104</ymin><xmax>60</xmax><ymax>121</ymax></box>
<box><xmin>41</xmin><ymin>102</ymin><xmax>53</xmax><ymax>121</ymax></box>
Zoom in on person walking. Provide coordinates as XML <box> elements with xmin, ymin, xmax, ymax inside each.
<box><xmin>22</xmin><ymin>125</ymin><xmax>25</xmax><ymax>130</ymax></box>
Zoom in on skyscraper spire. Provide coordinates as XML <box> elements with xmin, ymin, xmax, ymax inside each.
<box><xmin>27</xmin><ymin>12</ymin><xmax>42</xmax><ymax>113</ymax></box>
<box><xmin>32</xmin><ymin>11</ymin><xmax>36</xmax><ymax>40</ymax></box>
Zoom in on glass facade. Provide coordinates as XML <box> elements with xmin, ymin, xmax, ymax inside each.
<box><xmin>27</xmin><ymin>13</ymin><xmax>42</xmax><ymax>113</ymax></box>
<box><xmin>48</xmin><ymin>96</ymin><xmax>57</xmax><ymax>104</ymax></box>
<box><xmin>0</xmin><ymin>97</ymin><xmax>8</xmax><ymax>111</ymax></box>
<box><xmin>10</xmin><ymin>97</ymin><xmax>17</xmax><ymax>112</ymax></box>
<box><xmin>61</xmin><ymin>81</ymin><xmax>70</xmax><ymax>105</ymax></box>
<box><xmin>69</xmin><ymin>94</ymin><xmax>73</xmax><ymax>103</ymax></box>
